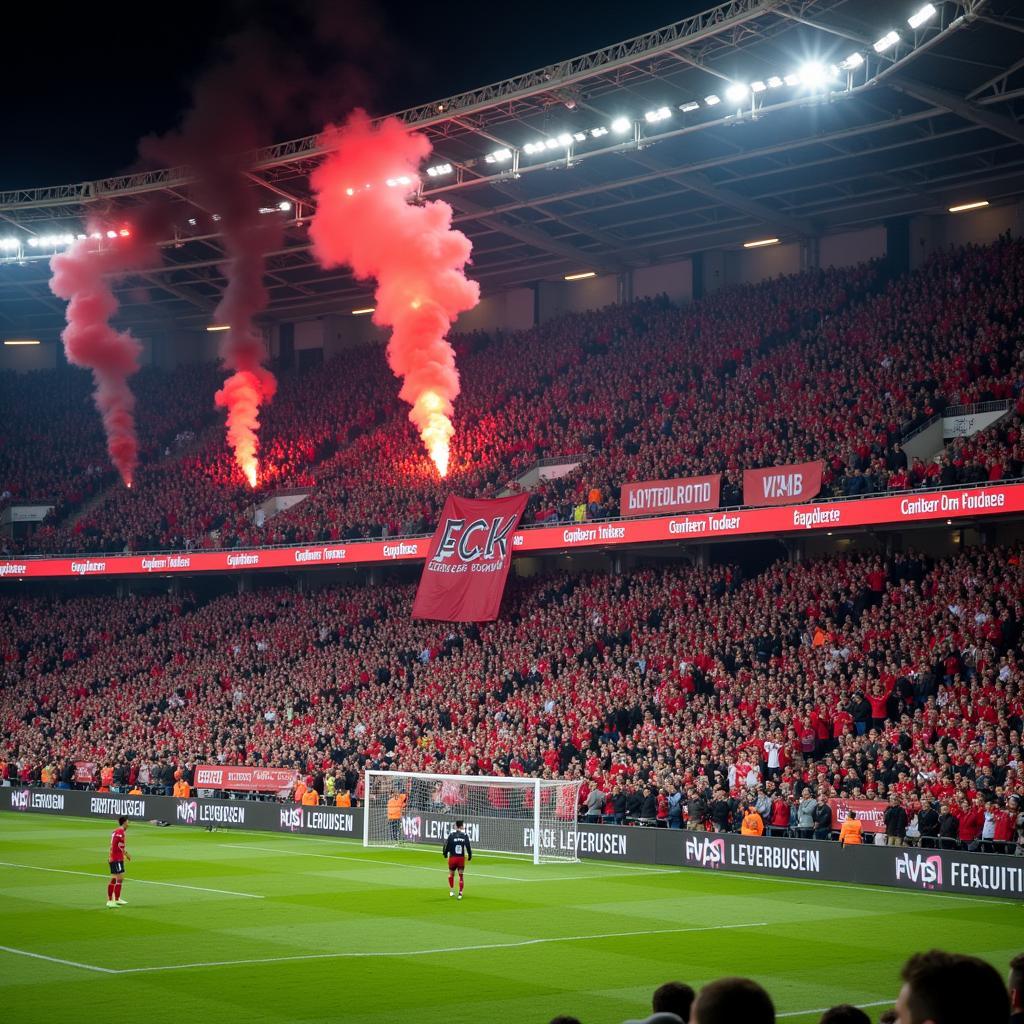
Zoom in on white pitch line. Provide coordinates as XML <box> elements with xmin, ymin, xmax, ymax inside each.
<box><xmin>217</xmin><ymin>842</ymin><xmax>677</xmax><ymax>883</ymax></box>
<box><xmin>778</xmin><ymin>999</ymin><xmax>893</xmax><ymax>1019</ymax></box>
<box><xmin>112</xmin><ymin>921</ymin><xmax>769</xmax><ymax>974</ymax></box>
<box><xmin>0</xmin><ymin>860</ymin><xmax>264</xmax><ymax>899</ymax></box>
<box><xmin>0</xmin><ymin>945</ymin><xmax>116</xmax><ymax>974</ymax></box>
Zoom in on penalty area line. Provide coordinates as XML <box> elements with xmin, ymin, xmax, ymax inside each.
<box><xmin>112</xmin><ymin>921</ymin><xmax>770</xmax><ymax>974</ymax></box>
<box><xmin>0</xmin><ymin>860</ymin><xmax>264</xmax><ymax>899</ymax></box>
<box><xmin>778</xmin><ymin>999</ymin><xmax>894</xmax><ymax>1019</ymax></box>
<box><xmin>0</xmin><ymin>945</ymin><xmax>116</xmax><ymax>974</ymax></box>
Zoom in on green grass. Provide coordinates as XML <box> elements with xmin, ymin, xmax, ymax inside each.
<box><xmin>0</xmin><ymin>811</ymin><xmax>1020</xmax><ymax>1024</ymax></box>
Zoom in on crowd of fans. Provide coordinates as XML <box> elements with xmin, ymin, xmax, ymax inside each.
<box><xmin>5</xmin><ymin>235</ymin><xmax>1024</xmax><ymax>556</ymax></box>
<box><xmin>2</xmin><ymin>542</ymin><xmax>1022</xmax><ymax>853</ymax></box>
<box><xmin>549</xmin><ymin>949</ymin><xmax>1023</xmax><ymax>1023</ymax></box>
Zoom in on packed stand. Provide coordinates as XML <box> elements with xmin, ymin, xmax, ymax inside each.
<box><xmin>2</xmin><ymin>541</ymin><xmax>1022</xmax><ymax>853</ymax></box>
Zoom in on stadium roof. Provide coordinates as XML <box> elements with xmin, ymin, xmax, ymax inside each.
<box><xmin>2</xmin><ymin>0</ymin><xmax>1023</xmax><ymax>334</ymax></box>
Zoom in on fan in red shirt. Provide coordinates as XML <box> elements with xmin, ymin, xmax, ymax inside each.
<box><xmin>106</xmin><ymin>816</ymin><xmax>132</xmax><ymax>908</ymax></box>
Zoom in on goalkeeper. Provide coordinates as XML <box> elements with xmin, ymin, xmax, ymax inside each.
<box><xmin>443</xmin><ymin>821</ymin><xmax>473</xmax><ymax>900</ymax></box>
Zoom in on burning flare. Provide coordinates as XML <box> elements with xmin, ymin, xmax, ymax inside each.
<box><xmin>308</xmin><ymin>111</ymin><xmax>479</xmax><ymax>477</ymax></box>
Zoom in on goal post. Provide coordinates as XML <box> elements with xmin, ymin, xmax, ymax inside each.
<box><xmin>363</xmin><ymin>769</ymin><xmax>584</xmax><ymax>864</ymax></box>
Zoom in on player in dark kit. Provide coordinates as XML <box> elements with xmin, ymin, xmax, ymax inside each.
<box><xmin>106</xmin><ymin>816</ymin><xmax>131</xmax><ymax>908</ymax></box>
<box><xmin>443</xmin><ymin>820</ymin><xmax>472</xmax><ymax>900</ymax></box>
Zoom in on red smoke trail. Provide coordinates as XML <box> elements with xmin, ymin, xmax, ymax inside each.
<box><xmin>49</xmin><ymin>238</ymin><xmax>151</xmax><ymax>487</ymax></box>
<box><xmin>309</xmin><ymin>112</ymin><xmax>479</xmax><ymax>477</ymax></box>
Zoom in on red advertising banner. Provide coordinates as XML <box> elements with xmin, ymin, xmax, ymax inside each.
<box><xmin>743</xmin><ymin>460</ymin><xmax>824</xmax><ymax>507</ymax></box>
<box><xmin>412</xmin><ymin>493</ymin><xmax>528</xmax><ymax>622</ymax></box>
<box><xmin>74</xmin><ymin>760</ymin><xmax>97</xmax><ymax>785</ymax></box>
<box><xmin>831</xmin><ymin>797</ymin><xmax>888</xmax><ymax>834</ymax></box>
<box><xmin>0</xmin><ymin>484</ymin><xmax>1021</xmax><ymax>581</ymax></box>
<box><xmin>194</xmin><ymin>764</ymin><xmax>299</xmax><ymax>794</ymax></box>
<box><xmin>620</xmin><ymin>474</ymin><xmax>720</xmax><ymax>517</ymax></box>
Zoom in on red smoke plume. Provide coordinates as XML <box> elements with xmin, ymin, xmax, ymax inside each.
<box><xmin>309</xmin><ymin>112</ymin><xmax>479</xmax><ymax>476</ymax></box>
<box><xmin>48</xmin><ymin>236</ymin><xmax>156</xmax><ymax>487</ymax></box>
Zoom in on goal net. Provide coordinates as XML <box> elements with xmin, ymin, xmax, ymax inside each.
<box><xmin>364</xmin><ymin>770</ymin><xmax>584</xmax><ymax>864</ymax></box>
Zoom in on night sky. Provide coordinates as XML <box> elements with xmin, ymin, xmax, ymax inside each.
<box><xmin>4</xmin><ymin>0</ymin><xmax>709</xmax><ymax>190</ymax></box>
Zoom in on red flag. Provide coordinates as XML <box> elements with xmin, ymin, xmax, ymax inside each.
<box><xmin>743</xmin><ymin>460</ymin><xmax>824</xmax><ymax>507</ymax></box>
<box><xmin>412</xmin><ymin>494</ymin><xmax>528</xmax><ymax>622</ymax></box>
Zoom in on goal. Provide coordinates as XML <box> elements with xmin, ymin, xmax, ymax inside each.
<box><xmin>363</xmin><ymin>769</ymin><xmax>584</xmax><ymax>864</ymax></box>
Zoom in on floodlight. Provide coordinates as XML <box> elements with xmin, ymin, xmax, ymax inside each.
<box><xmin>908</xmin><ymin>4</ymin><xmax>936</xmax><ymax>29</ymax></box>
<box><xmin>948</xmin><ymin>200</ymin><xmax>989</xmax><ymax>213</ymax></box>
<box><xmin>76</xmin><ymin>233</ymin><xmax>87</xmax><ymax>240</ymax></box>
<box><xmin>611</xmin><ymin>117</ymin><xmax>632</xmax><ymax>133</ymax></box>
<box><xmin>840</xmin><ymin>52</ymin><xmax>864</xmax><ymax>70</ymax></box>
<box><xmin>556</xmin><ymin>133</ymin><xmax>573</xmax><ymax>146</ymax></box>
<box><xmin>784</xmin><ymin>73</ymin><xmax>801</xmax><ymax>87</ymax></box>
<box><xmin>278</xmin><ymin>201</ymin><xmax>292</xmax><ymax>211</ymax></box>
<box><xmin>743</xmin><ymin>237</ymin><xmax>780</xmax><ymax>249</ymax></box>
<box><xmin>704</xmin><ymin>94</ymin><xmax>721</xmax><ymax>106</ymax></box>
<box><xmin>767</xmin><ymin>76</ymin><xmax>784</xmax><ymax>88</ymax></box>
<box><xmin>799</xmin><ymin>62</ymin><xmax>829</xmax><ymax>89</ymax></box>
<box><xmin>725</xmin><ymin>83</ymin><xmax>749</xmax><ymax>103</ymax></box>
<box><xmin>492</xmin><ymin>148</ymin><xmax>512</xmax><ymax>161</ymax></box>
<box><xmin>545</xmin><ymin>138</ymin><xmax>560</xmax><ymax>149</ymax></box>
<box><xmin>573</xmin><ymin>132</ymin><xmax>587</xmax><ymax>142</ymax></box>
<box><xmin>590</xmin><ymin>127</ymin><xmax>608</xmax><ymax>138</ymax></box>
<box><xmin>874</xmin><ymin>30</ymin><xmax>900</xmax><ymax>53</ymax></box>
<box><xmin>750</xmin><ymin>81</ymin><xmax>767</xmax><ymax>93</ymax></box>
<box><xmin>679</xmin><ymin>101</ymin><xmax>700</xmax><ymax>113</ymax></box>
<box><xmin>27</xmin><ymin>238</ymin><xmax>39</xmax><ymax>247</ymax></box>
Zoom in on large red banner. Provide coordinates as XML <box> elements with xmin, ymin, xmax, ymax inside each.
<box><xmin>194</xmin><ymin>764</ymin><xmax>299</xmax><ymax>794</ymax></box>
<box><xmin>412</xmin><ymin>493</ymin><xmax>528</xmax><ymax>622</ymax></box>
<box><xmin>0</xmin><ymin>484</ymin><xmax>1019</xmax><ymax>581</ymax></box>
<box><xmin>620</xmin><ymin>474</ymin><xmax>720</xmax><ymax>517</ymax></box>
<box><xmin>743</xmin><ymin>460</ymin><xmax>824</xmax><ymax>506</ymax></box>
<box><xmin>830</xmin><ymin>797</ymin><xmax>888</xmax><ymax>834</ymax></box>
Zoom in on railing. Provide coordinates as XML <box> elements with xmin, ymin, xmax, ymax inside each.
<box><xmin>6</xmin><ymin>475</ymin><xmax>1024</xmax><ymax>563</ymax></box>
<box><xmin>901</xmin><ymin>398</ymin><xmax>1013</xmax><ymax>445</ymax></box>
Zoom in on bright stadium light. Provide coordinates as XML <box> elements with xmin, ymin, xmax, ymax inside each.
<box><xmin>590</xmin><ymin>126</ymin><xmax>608</xmax><ymax>138</ymax></box>
<box><xmin>106</xmin><ymin>230</ymin><xmax>117</xmax><ymax>239</ymax></box>
<box><xmin>545</xmin><ymin>138</ymin><xmax>560</xmax><ymax>150</ymax></box>
<box><xmin>4</xmin><ymin>339</ymin><xmax>40</xmax><ymax>346</ymax></box>
<box><xmin>750</xmin><ymin>81</ymin><xmax>767</xmax><ymax>93</ymax></box>
<box><xmin>767</xmin><ymin>76</ymin><xmax>784</xmax><ymax>88</ymax></box>
<box><xmin>725</xmin><ymin>83</ymin><xmax>749</xmax><ymax>103</ymax></box>
<box><xmin>908</xmin><ymin>4</ymin><xmax>937</xmax><ymax>29</ymax></box>
<box><xmin>556</xmin><ymin>133</ymin><xmax>573</xmax><ymax>147</ymax></box>
<box><xmin>799</xmin><ymin>62</ymin><xmax>830</xmax><ymax>89</ymax></box>
<box><xmin>679</xmin><ymin>101</ymin><xmax>701</xmax><ymax>112</ymax></box>
<box><xmin>573</xmin><ymin>132</ymin><xmax>587</xmax><ymax>142</ymax></box>
<box><xmin>874</xmin><ymin>30</ymin><xmax>900</xmax><ymax>52</ymax></box>
<box><xmin>425</xmin><ymin>163</ymin><xmax>453</xmax><ymax>177</ymax></box>
<box><xmin>76</xmin><ymin>233</ymin><xmax>87</xmax><ymax>240</ymax></box>
<box><xmin>743</xmin><ymin>237</ymin><xmax>780</xmax><ymax>249</ymax></box>
<box><xmin>492</xmin><ymin>148</ymin><xmax>513</xmax><ymax>161</ymax></box>
<box><xmin>840</xmin><ymin>52</ymin><xmax>864</xmax><ymax>70</ymax></box>
<box><xmin>0</xmin><ymin>238</ymin><xmax>19</xmax><ymax>250</ymax></box>
<box><xmin>783</xmin><ymin>72</ymin><xmax>801</xmax><ymax>87</ymax></box>
<box><xmin>564</xmin><ymin>271</ymin><xmax>596</xmax><ymax>281</ymax></box>
<box><xmin>644</xmin><ymin>106</ymin><xmax>671</xmax><ymax>123</ymax></box>
<box><xmin>948</xmin><ymin>200</ymin><xmax>989</xmax><ymax>213</ymax></box>
<box><xmin>704</xmin><ymin>94</ymin><xmax>721</xmax><ymax>106</ymax></box>
<box><xmin>610</xmin><ymin>116</ymin><xmax>632</xmax><ymax>133</ymax></box>
<box><xmin>27</xmin><ymin>238</ymin><xmax>39</xmax><ymax>248</ymax></box>
<box><xmin>206</xmin><ymin>324</ymin><xmax>231</xmax><ymax>332</ymax></box>
<box><xmin>351</xmin><ymin>307</ymin><xmax>376</xmax><ymax>315</ymax></box>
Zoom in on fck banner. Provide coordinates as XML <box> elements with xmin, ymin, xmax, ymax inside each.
<box><xmin>412</xmin><ymin>493</ymin><xmax>528</xmax><ymax>622</ymax></box>
<box><xmin>743</xmin><ymin>460</ymin><xmax>823</xmax><ymax>507</ymax></box>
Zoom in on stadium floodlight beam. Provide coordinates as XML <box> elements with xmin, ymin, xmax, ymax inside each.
<box><xmin>908</xmin><ymin>3</ymin><xmax>937</xmax><ymax>29</ymax></box>
<box><xmin>874</xmin><ymin>30</ymin><xmax>901</xmax><ymax>53</ymax></box>
<box><xmin>610</xmin><ymin>116</ymin><xmax>632</xmax><ymax>133</ymax></box>
<box><xmin>564</xmin><ymin>271</ymin><xmax>596</xmax><ymax>281</ymax></box>
<box><xmin>750</xmin><ymin>81</ymin><xmax>766</xmax><ymax>93</ymax></box>
<box><xmin>743</xmin><ymin>237</ymin><xmax>780</xmax><ymax>248</ymax></box>
<box><xmin>725</xmin><ymin>83</ymin><xmax>749</xmax><ymax>103</ymax></box>
<box><xmin>798</xmin><ymin>62</ymin><xmax>829</xmax><ymax>89</ymax></box>
<box><xmin>948</xmin><ymin>200</ymin><xmax>989</xmax><ymax>213</ymax></box>
<box><xmin>767</xmin><ymin>76</ymin><xmax>784</xmax><ymax>88</ymax></box>
<box><xmin>206</xmin><ymin>324</ymin><xmax>231</xmax><ymax>332</ymax></box>
<box><xmin>679</xmin><ymin>101</ymin><xmax>701</xmax><ymax>112</ymax></box>
<box><xmin>840</xmin><ymin>52</ymin><xmax>864</xmax><ymax>70</ymax></box>
<box><xmin>704</xmin><ymin>94</ymin><xmax>721</xmax><ymax>106</ymax></box>
<box><xmin>351</xmin><ymin>307</ymin><xmax>376</xmax><ymax>315</ymax></box>
<box><xmin>4</xmin><ymin>339</ymin><xmax>41</xmax><ymax>346</ymax></box>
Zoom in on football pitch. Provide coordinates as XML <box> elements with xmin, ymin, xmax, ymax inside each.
<box><xmin>1</xmin><ymin>812</ymin><xmax>1020</xmax><ymax>1024</ymax></box>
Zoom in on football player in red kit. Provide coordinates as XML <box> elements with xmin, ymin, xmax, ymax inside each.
<box><xmin>106</xmin><ymin>816</ymin><xmax>132</xmax><ymax>908</ymax></box>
